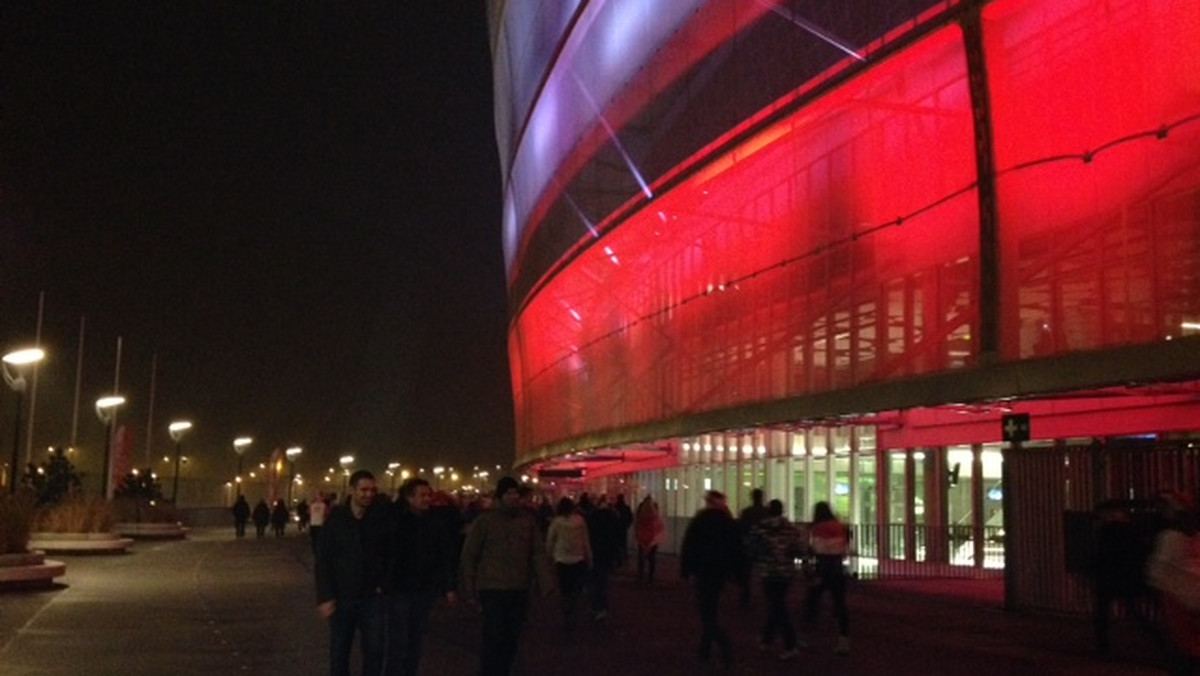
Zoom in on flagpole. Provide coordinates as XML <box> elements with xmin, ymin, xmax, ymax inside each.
<box><xmin>145</xmin><ymin>353</ymin><xmax>157</xmax><ymax>467</ymax></box>
<box><xmin>24</xmin><ymin>291</ymin><xmax>44</xmax><ymax>466</ymax></box>
<box><xmin>104</xmin><ymin>336</ymin><xmax>122</xmax><ymax>499</ymax></box>
<box><xmin>70</xmin><ymin>316</ymin><xmax>85</xmax><ymax>449</ymax></box>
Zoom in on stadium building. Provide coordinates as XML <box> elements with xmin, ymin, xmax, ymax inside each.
<box><xmin>487</xmin><ymin>0</ymin><xmax>1200</xmax><ymax>613</ymax></box>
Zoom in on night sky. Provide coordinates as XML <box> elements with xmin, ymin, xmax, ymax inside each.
<box><xmin>0</xmin><ymin>3</ymin><xmax>514</xmax><ymax>483</ymax></box>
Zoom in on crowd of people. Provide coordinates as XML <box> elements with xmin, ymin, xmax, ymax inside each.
<box><xmin>233</xmin><ymin>474</ymin><xmax>1200</xmax><ymax>676</ymax></box>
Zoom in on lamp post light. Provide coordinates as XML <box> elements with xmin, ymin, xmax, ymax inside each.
<box><xmin>2</xmin><ymin>348</ymin><xmax>44</xmax><ymax>493</ymax></box>
<box><xmin>168</xmin><ymin>421</ymin><xmax>192</xmax><ymax>504</ymax></box>
<box><xmin>339</xmin><ymin>455</ymin><xmax>354</xmax><ymax>494</ymax></box>
<box><xmin>233</xmin><ymin>437</ymin><xmax>252</xmax><ymax>497</ymax></box>
<box><xmin>286</xmin><ymin>446</ymin><xmax>302</xmax><ymax>504</ymax></box>
<box><xmin>432</xmin><ymin>466</ymin><xmax>445</xmax><ymax>491</ymax></box>
<box><xmin>95</xmin><ymin>395</ymin><xmax>126</xmax><ymax>499</ymax></box>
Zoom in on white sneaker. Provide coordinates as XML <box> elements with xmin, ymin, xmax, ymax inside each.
<box><xmin>834</xmin><ymin>636</ymin><xmax>850</xmax><ymax>655</ymax></box>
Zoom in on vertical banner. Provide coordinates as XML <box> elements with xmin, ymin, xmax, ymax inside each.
<box><xmin>112</xmin><ymin>425</ymin><xmax>135</xmax><ymax>491</ymax></box>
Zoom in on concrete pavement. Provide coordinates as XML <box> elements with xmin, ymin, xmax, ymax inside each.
<box><xmin>0</xmin><ymin>527</ymin><xmax>1168</xmax><ymax>675</ymax></box>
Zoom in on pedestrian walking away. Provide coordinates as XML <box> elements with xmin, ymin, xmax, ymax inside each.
<box><xmin>315</xmin><ymin>470</ymin><xmax>391</xmax><ymax>676</ymax></box>
<box><xmin>747</xmin><ymin>499</ymin><xmax>807</xmax><ymax>661</ymax></box>
<box><xmin>252</xmin><ymin>498</ymin><xmax>271</xmax><ymax>539</ymax></box>
<box><xmin>271</xmin><ymin>499</ymin><xmax>290</xmax><ymax>537</ymax></box>
<box><xmin>231</xmin><ymin>494</ymin><xmax>250</xmax><ymax>538</ymax></box>
<box><xmin>802</xmin><ymin>500</ymin><xmax>852</xmax><ymax>655</ymax></box>
<box><xmin>680</xmin><ymin>490</ymin><xmax>745</xmax><ymax>669</ymax></box>
<box><xmin>635</xmin><ymin>494</ymin><xmax>665</xmax><ymax>584</ymax></box>
<box><xmin>546</xmin><ymin>496</ymin><xmax>591</xmax><ymax>632</ymax></box>
<box><xmin>587</xmin><ymin>494</ymin><xmax>624</xmax><ymax>621</ymax></box>
<box><xmin>737</xmin><ymin>488</ymin><xmax>769</xmax><ymax>608</ymax></box>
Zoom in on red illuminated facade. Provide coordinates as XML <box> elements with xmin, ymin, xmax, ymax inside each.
<box><xmin>489</xmin><ymin>0</ymin><xmax>1200</xmax><ymax>612</ymax></box>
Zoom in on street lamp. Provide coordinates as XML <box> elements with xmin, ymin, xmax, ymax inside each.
<box><xmin>339</xmin><ymin>455</ymin><xmax>354</xmax><ymax>494</ymax></box>
<box><xmin>233</xmin><ymin>437</ymin><xmax>252</xmax><ymax>497</ymax></box>
<box><xmin>386</xmin><ymin>462</ymin><xmax>401</xmax><ymax>493</ymax></box>
<box><xmin>168</xmin><ymin>420</ymin><xmax>192</xmax><ymax>504</ymax></box>
<box><xmin>286</xmin><ymin>446</ymin><xmax>302</xmax><ymax>504</ymax></box>
<box><xmin>3</xmin><ymin>348</ymin><xmax>44</xmax><ymax>493</ymax></box>
<box><xmin>95</xmin><ymin>395</ymin><xmax>126</xmax><ymax>499</ymax></box>
<box><xmin>432</xmin><ymin>466</ymin><xmax>445</xmax><ymax>491</ymax></box>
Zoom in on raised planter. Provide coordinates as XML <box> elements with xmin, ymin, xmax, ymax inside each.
<box><xmin>29</xmin><ymin>531</ymin><xmax>135</xmax><ymax>554</ymax></box>
<box><xmin>115</xmin><ymin>522</ymin><xmax>189</xmax><ymax>539</ymax></box>
<box><xmin>0</xmin><ymin>550</ymin><xmax>66</xmax><ymax>589</ymax></box>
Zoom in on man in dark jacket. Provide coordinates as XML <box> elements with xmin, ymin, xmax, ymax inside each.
<box><xmin>680</xmin><ymin>490</ymin><xmax>744</xmax><ymax>669</ymax></box>
<box><xmin>315</xmin><ymin>470</ymin><xmax>391</xmax><ymax>676</ymax></box>
<box><xmin>586</xmin><ymin>494</ymin><xmax>624</xmax><ymax>620</ymax></box>
<box><xmin>385</xmin><ymin>477</ymin><xmax>458</xmax><ymax>676</ymax></box>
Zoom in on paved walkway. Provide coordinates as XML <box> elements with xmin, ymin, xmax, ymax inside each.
<box><xmin>0</xmin><ymin>528</ymin><xmax>1168</xmax><ymax>675</ymax></box>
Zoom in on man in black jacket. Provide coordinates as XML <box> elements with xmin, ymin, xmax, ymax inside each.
<box><xmin>680</xmin><ymin>490</ymin><xmax>745</xmax><ymax>669</ymax></box>
<box><xmin>315</xmin><ymin>470</ymin><xmax>391</xmax><ymax>676</ymax></box>
<box><xmin>385</xmin><ymin>477</ymin><xmax>458</xmax><ymax>676</ymax></box>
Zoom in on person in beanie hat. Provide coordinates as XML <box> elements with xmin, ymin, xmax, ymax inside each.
<box><xmin>461</xmin><ymin>477</ymin><xmax>554</xmax><ymax>675</ymax></box>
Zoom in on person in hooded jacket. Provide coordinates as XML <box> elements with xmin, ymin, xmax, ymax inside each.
<box><xmin>460</xmin><ymin>477</ymin><xmax>554</xmax><ymax>676</ymax></box>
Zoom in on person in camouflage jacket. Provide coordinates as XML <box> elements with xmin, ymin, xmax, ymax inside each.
<box><xmin>747</xmin><ymin>499</ymin><xmax>808</xmax><ymax>660</ymax></box>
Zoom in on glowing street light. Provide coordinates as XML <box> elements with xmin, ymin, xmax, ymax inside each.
<box><xmin>95</xmin><ymin>395</ymin><xmax>126</xmax><ymax>499</ymax></box>
<box><xmin>168</xmin><ymin>420</ymin><xmax>192</xmax><ymax>504</ymax></box>
<box><xmin>233</xmin><ymin>436</ymin><xmax>252</xmax><ymax>497</ymax></box>
<box><xmin>286</xmin><ymin>446</ymin><xmax>302</xmax><ymax>504</ymax></box>
<box><xmin>339</xmin><ymin>455</ymin><xmax>354</xmax><ymax>493</ymax></box>
<box><xmin>3</xmin><ymin>348</ymin><xmax>44</xmax><ymax>493</ymax></box>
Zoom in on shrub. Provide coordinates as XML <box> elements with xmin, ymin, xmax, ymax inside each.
<box><xmin>114</xmin><ymin>468</ymin><xmax>164</xmax><ymax>502</ymax></box>
<box><xmin>0</xmin><ymin>489</ymin><xmax>37</xmax><ymax>554</ymax></box>
<box><xmin>24</xmin><ymin>447</ymin><xmax>84</xmax><ymax>507</ymax></box>
<box><xmin>35</xmin><ymin>495</ymin><xmax>115</xmax><ymax>533</ymax></box>
<box><xmin>111</xmin><ymin>496</ymin><xmax>180</xmax><ymax>524</ymax></box>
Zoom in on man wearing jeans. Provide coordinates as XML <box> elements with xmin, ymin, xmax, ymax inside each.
<box><xmin>461</xmin><ymin>476</ymin><xmax>554</xmax><ymax>675</ymax></box>
<box><xmin>315</xmin><ymin>470</ymin><xmax>391</xmax><ymax>676</ymax></box>
<box><xmin>385</xmin><ymin>477</ymin><xmax>458</xmax><ymax>676</ymax></box>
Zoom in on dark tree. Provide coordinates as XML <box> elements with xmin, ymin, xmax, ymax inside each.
<box><xmin>24</xmin><ymin>447</ymin><xmax>84</xmax><ymax>507</ymax></box>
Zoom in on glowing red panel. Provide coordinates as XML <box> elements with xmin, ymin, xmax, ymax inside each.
<box><xmin>512</xmin><ymin>26</ymin><xmax>978</xmax><ymax>457</ymax></box>
<box><xmin>986</xmin><ymin>0</ymin><xmax>1200</xmax><ymax>358</ymax></box>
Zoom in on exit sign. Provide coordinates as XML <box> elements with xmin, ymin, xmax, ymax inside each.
<box><xmin>1001</xmin><ymin>413</ymin><xmax>1031</xmax><ymax>442</ymax></box>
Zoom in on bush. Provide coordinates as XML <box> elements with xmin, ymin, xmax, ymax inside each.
<box><xmin>24</xmin><ymin>447</ymin><xmax>84</xmax><ymax>507</ymax></box>
<box><xmin>35</xmin><ymin>495</ymin><xmax>115</xmax><ymax>533</ymax></box>
<box><xmin>114</xmin><ymin>468</ymin><xmax>164</xmax><ymax>502</ymax></box>
<box><xmin>111</xmin><ymin>496</ymin><xmax>180</xmax><ymax>524</ymax></box>
<box><xmin>0</xmin><ymin>489</ymin><xmax>37</xmax><ymax>554</ymax></box>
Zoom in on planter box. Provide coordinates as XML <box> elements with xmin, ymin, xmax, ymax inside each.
<box><xmin>0</xmin><ymin>550</ymin><xmax>66</xmax><ymax>589</ymax></box>
<box><xmin>29</xmin><ymin>532</ymin><xmax>134</xmax><ymax>554</ymax></box>
<box><xmin>115</xmin><ymin>522</ymin><xmax>189</xmax><ymax>539</ymax></box>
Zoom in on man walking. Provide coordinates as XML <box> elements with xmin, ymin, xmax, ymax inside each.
<box><xmin>385</xmin><ymin>477</ymin><xmax>458</xmax><ymax>676</ymax></box>
<box><xmin>315</xmin><ymin>470</ymin><xmax>391</xmax><ymax>676</ymax></box>
<box><xmin>680</xmin><ymin>490</ymin><xmax>744</xmax><ymax>669</ymax></box>
<box><xmin>460</xmin><ymin>476</ymin><xmax>554</xmax><ymax>675</ymax></box>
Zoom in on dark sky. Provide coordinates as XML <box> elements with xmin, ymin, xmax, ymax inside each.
<box><xmin>0</xmin><ymin>3</ymin><xmax>514</xmax><ymax>482</ymax></box>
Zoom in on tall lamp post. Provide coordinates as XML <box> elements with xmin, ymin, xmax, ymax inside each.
<box><xmin>286</xmin><ymin>446</ymin><xmax>302</xmax><ymax>505</ymax></box>
<box><xmin>95</xmin><ymin>395</ymin><xmax>126</xmax><ymax>499</ymax></box>
<box><xmin>3</xmin><ymin>348</ymin><xmax>44</xmax><ymax>493</ymax></box>
<box><xmin>233</xmin><ymin>437</ymin><xmax>252</xmax><ymax>497</ymax></box>
<box><xmin>339</xmin><ymin>455</ymin><xmax>354</xmax><ymax>494</ymax></box>
<box><xmin>168</xmin><ymin>421</ymin><xmax>192</xmax><ymax>504</ymax></box>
